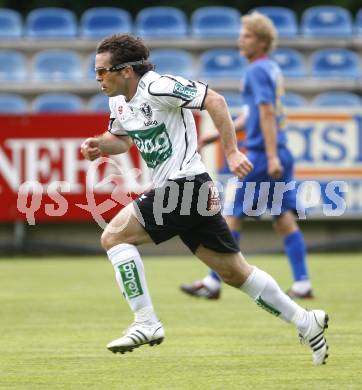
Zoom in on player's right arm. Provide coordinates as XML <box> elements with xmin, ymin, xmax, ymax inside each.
<box><xmin>82</xmin><ymin>97</ymin><xmax>132</xmax><ymax>161</ymax></box>
<box><xmin>81</xmin><ymin>131</ymin><xmax>132</xmax><ymax>161</ymax></box>
<box><xmin>203</xmin><ymin>88</ymin><xmax>253</xmax><ymax>178</ymax></box>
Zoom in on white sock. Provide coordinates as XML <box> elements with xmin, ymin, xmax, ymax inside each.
<box><xmin>291</xmin><ymin>280</ymin><xmax>312</xmax><ymax>294</ymax></box>
<box><xmin>107</xmin><ymin>243</ymin><xmax>158</xmax><ymax>325</ymax></box>
<box><xmin>202</xmin><ymin>275</ymin><xmax>221</xmax><ymax>292</ymax></box>
<box><xmin>240</xmin><ymin>267</ymin><xmax>309</xmax><ymax>329</ymax></box>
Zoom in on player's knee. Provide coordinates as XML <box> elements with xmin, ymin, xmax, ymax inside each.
<box><xmin>219</xmin><ymin>271</ymin><xmax>233</xmax><ymax>285</ymax></box>
<box><xmin>273</xmin><ymin>212</ymin><xmax>298</xmax><ymax>236</ymax></box>
<box><xmin>100</xmin><ymin>231</ymin><xmax>112</xmax><ymax>251</ymax></box>
<box><xmin>218</xmin><ymin>258</ymin><xmax>251</xmax><ymax>287</ymax></box>
<box><xmin>100</xmin><ymin>230</ymin><xmax>125</xmax><ymax>251</ymax></box>
<box><xmin>218</xmin><ymin>269</ymin><xmax>242</xmax><ymax>287</ymax></box>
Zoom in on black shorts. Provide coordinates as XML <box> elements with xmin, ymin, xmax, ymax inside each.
<box><xmin>134</xmin><ymin>172</ymin><xmax>239</xmax><ymax>254</ymax></box>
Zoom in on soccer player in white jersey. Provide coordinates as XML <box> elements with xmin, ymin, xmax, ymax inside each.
<box><xmin>81</xmin><ymin>34</ymin><xmax>329</xmax><ymax>365</ymax></box>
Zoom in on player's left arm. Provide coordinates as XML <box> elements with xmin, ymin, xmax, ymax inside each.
<box><xmin>249</xmin><ymin>66</ymin><xmax>283</xmax><ymax>179</ymax></box>
<box><xmin>259</xmin><ymin>103</ymin><xmax>283</xmax><ymax>178</ymax></box>
<box><xmin>203</xmin><ymin>88</ymin><xmax>253</xmax><ymax>178</ymax></box>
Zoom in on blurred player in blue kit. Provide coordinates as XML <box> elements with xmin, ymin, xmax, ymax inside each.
<box><xmin>181</xmin><ymin>13</ymin><xmax>313</xmax><ymax>300</ymax></box>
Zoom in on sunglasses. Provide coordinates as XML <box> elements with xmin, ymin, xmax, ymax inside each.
<box><xmin>95</xmin><ymin>60</ymin><xmax>145</xmax><ymax>76</ymax></box>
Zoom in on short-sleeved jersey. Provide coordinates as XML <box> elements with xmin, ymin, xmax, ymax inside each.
<box><xmin>242</xmin><ymin>57</ymin><xmax>287</xmax><ymax>150</ymax></box>
<box><xmin>108</xmin><ymin>70</ymin><xmax>207</xmax><ymax>187</ymax></box>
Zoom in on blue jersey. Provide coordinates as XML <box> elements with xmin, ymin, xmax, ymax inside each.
<box><xmin>242</xmin><ymin>57</ymin><xmax>287</xmax><ymax>150</ymax></box>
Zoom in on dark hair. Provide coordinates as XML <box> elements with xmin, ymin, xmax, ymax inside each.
<box><xmin>96</xmin><ymin>34</ymin><xmax>154</xmax><ymax>76</ymax></box>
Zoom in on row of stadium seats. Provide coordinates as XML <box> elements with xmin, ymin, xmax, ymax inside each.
<box><xmin>2</xmin><ymin>6</ymin><xmax>362</xmax><ymax>39</ymax></box>
<box><xmin>0</xmin><ymin>91</ymin><xmax>361</xmax><ymax>113</ymax></box>
<box><xmin>0</xmin><ymin>93</ymin><xmax>108</xmax><ymax>113</ymax></box>
<box><xmin>1</xmin><ymin>48</ymin><xmax>361</xmax><ymax>82</ymax></box>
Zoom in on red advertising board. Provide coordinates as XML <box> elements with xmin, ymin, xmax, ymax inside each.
<box><xmin>0</xmin><ymin>114</ymin><xmax>142</xmax><ymax>223</ymax></box>
<box><xmin>0</xmin><ymin>113</ymin><xmax>201</xmax><ymax>224</ymax></box>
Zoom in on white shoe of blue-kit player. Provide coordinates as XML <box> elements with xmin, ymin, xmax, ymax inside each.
<box><xmin>107</xmin><ymin>321</ymin><xmax>165</xmax><ymax>354</ymax></box>
<box><xmin>299</xmin><ymin>310</ymin><xmax>329</xmax><ymax>366</ymax></box>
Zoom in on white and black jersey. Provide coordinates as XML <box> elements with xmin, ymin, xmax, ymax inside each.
<box><xmin>108</xmin><ymin>70</ymin><xmax>207</xmax><ymax>187</ymax></box>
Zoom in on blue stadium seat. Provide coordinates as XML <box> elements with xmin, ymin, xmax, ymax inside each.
<box><xmin>0</xmin><ymin>9</ymin><xmax>22</xmax><ymax>38</ymax></box>
<box><xmin>80</xmin><ymin>7</ymin><xmax>132</xmax><ymax>38</ymax></box>
<box><xmin>0</xmin><ymin>51</ymin><xmax>27</xmax><ymax>81</ymax></box>
<box><xmin>356</xmin><ymin>9</ymin><xmax>362</xmax><ymax>35</ymax></box>
<box><xmin>0</xmin><ymin>94</ymin><xmax>27</xmax><ymax>113</ymax></box>
<box><xmin>220</xmin><ymin>91</ymin><xmax>243</xmax><ymax>109</ymax></box>
<box><xmin>25</xmin><ymin>7</ymin><xmax>77</xmax><ymax>38</ymax></box>
<box><xmin>271</xmin><ymin>48</ymin><xmax>306</xmax><ymax>78</ymax></box>
<box><xmin>87</xmin><ymin>52</ymin><xmax>97</xmax><ymax>80</ymax></box>
<box><xmin>312</xmin><ymin>91</ymin><xmax>362</xmax><ymax>107</ymax></box>
<box><xmin>282</xmin><ymin>93</ymin><xmax>307</xmax><ymax>107</ymax></box>
<box><xmin>32</xmin><ymin>50</ymin><xmax>83</xmax><ymax>81</ymax></box>
<box><xmin>191</xmin><ymin>6</ymin><xmax>240</xmax><ymax>38</ymax></box>
<box><xmin>252</xmin><ymin>7</ymin><xmax>298</xmax><ymax>37</ymax></box>
<box><xmin>301</xmin><ymin>6</ymin><xmax>353</xmax><ymax>37</ymax></box>
<box><xmin>150</xmin><ymin>49</ymin><xmax>194</xmax><ymax>78</ymax></box>
<box><xmin>135</xmin><ymin>7</ymin><xmax>187</xmax><ymax>38</ymax></box>
<box><xmin>89</xmin><ymin>93</ymin><xmax>109</xmax><ymax>112</ymax></box>
<box><xmin>311</xmin><ymin>49</ymin><xmax>361</xmax><ymax>79</ymax></box>
<box><xmin>200</xmin><ymin>49</ymin><xmax>246</xmax><ymax>80</ymax></box>
<box><xmin>32</xmin><ymin>93</ymin><xmax>84</xmax><ymax>112</ymax></box>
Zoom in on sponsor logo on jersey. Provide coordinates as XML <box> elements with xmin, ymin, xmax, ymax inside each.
<box><xmin>173</xmin><ymin>82</ymin><xmax>197</xmax><ymax>100</ymax></box>
<box><xmin>118</xmin><ymin>106</ymin><xmax>123</xmax><ymax>115</ymax></box>
<box><xmin>127</xmin><ymin>123</ymin><xmax>172</xmax><ymax>168</ymax></box>
<box><xmin>139</xmin><ymin>80</ymin><xmax>146</xmax><ymax>90</ymax></box>
<box><xmin>118</xmin><ymin>260</ymin><xmax>143</xmax><ymax>299</ymax></box>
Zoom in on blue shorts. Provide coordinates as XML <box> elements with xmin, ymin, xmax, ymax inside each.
<box><xmin>223</xmin><ymin>147</ymin><xmax>297</xmax><ymax>219</ymax></box>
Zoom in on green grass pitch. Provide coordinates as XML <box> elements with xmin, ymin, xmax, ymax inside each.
<box><xmin>1</xmin><ymin>254</ymin><xmax>362</xmax><ymax>389</ymax></box>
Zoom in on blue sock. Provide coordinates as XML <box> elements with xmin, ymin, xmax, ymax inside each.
<box><xmin>283</xmin><ymin>230</ymin><xmax>309</xmax><ymax>282</ymax></box>
<box><xmin>209</xmin><ymin>230</ymin><xmax>241</xmax><ymax>282</ymax></box>
<box><xmin>210</xmin><ymin>270</ymin><xmax>221</xmax><ymax>282</ymax></box>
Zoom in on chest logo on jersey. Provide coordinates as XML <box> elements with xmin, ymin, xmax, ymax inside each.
<box><xmin>140</xmin><ymin>103</ymin><xmax>158</xmax><ymax>126</ymax></box>
<box><xmin>127</xmin><ymin>123</ymin><xmax>172</xmax><ymax>169</ymax></box>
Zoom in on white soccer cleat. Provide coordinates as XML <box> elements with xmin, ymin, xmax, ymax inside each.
<box><xmin>299</xmin><ymin>310</ymin><xmax>329</xmax><ymax>366</ymax></box>
<box><xmin>107</xmin><ymin>321</ymin><xmax>165</xmax><ymax>354</ymax></box>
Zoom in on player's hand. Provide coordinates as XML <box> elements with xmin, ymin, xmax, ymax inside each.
<box><xmin>81</xmin><ymin>137</ymin><xmax>102</xmax><ymax>161</ymax></box>
<box><xmin>227</xmin><ymin>150</ymin><xmax>253</xmax><ymax>179</ymax></box>
<box><xmin>268</xmin><ymin>156</ymin><xmax>283</xmax><ymax>178</ymax></box>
